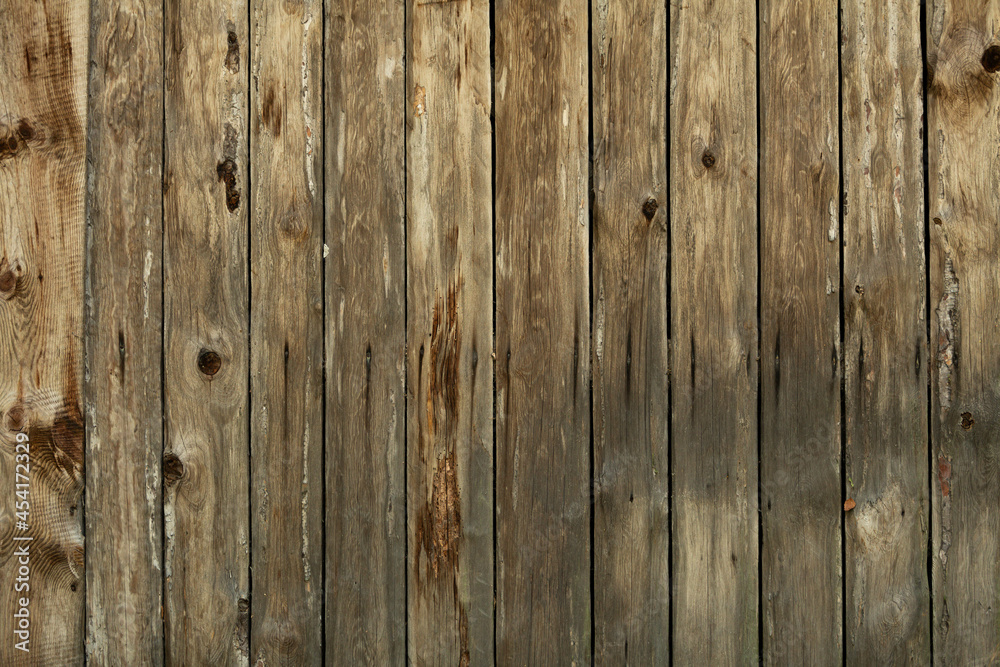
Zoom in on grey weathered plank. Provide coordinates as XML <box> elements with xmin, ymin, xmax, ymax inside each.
<box><xmin>494</xmin><ymin>0</ymin><xmax>591</xmax><ymax>661</ymax></box>
<box><xmin>163</xmin><ymin>0</ymin><xmax>250</xmax><ymax>663</ymax></box>
<box><xmin>249</xmin><ymin>0</ymin><xmax>324</xmax><ymax>663</ymax></box>
<box><xmin>759</xmin><ymin>0</ymin><xmax>842</xmax><ymax>663</ymax></box>
<box><xmin>324</xmin><ymin>0</ymin><xmax>406</xmax><ymax>663</ymax></box>
<box><xmin>669</xmin><ymin>0</ymin><xmax>758</xmax><ymax>661</ymax></box>
<box><xmin>84</xmin><ymin>0</ymin><xmax>164</xmax><ymax>663</ymax></box>
<box><xmin>928</xmin><ymin>0</ymin><xmax>1000</xmax><ymax>660</ymax></box>
<box><xmin>841</xmin><ymin>0</ymin><xmax>929</xmax><ymax>662</ymax></box>
<box><xmin>0</xmin><ymin>1</ymin><xmax>88</xmax><ymax>664</ymax></box>
<box><xmin>406</xmin><ymin>0</ymin><xmax>494</xmax><ymax>663</ymax></box>
<box><xmin>591</xmin><ymin>0</ymin><xmax>669</xmax><ymax>661</ymax></box>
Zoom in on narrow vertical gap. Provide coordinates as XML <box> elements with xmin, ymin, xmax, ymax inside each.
<box><xmin>82</xmin><ymin>3</ymin><xmax>95</xmax><ymax>660</ymax></box>
<box><xmin>319</xmin><ymin>0</ymin><xmax>328</xmax><ymax>657</ymax></box>
<box><xmin>402</xmin><ymin>0</ymin><xmax>410</xmax><ymax>656</ymax></box>
<box><xmin>160</xmin><ymin>0</ymin><xmax>168</xmax><ymax>661</ymax></box>
<box><xmin>665</xmin><ymin>0</ymin><xmax>674</xmax><ymax>661</ymax></box>
<box><xmin>489</xmin><ymin>0</ymin><xmax>498</xmax><ymax>662</ymax></box>
<box><xmin>586</xmin><ymin>0</ymin><xmax>595</xmax><ymax>661</ymax></box>
<box><xmin>755</xmin><ymin>0</ymin><xmax>763</xmax><ymax>661</ymax></box>
<box><xmin>836</xmin><ymin>0</ymin><xmax>847</xmax><ymax>664</ymax></box>
<box><xmin>245</xmin><ymin>3</ymin><xmax>254</xmax><ymax>660</ymax></box>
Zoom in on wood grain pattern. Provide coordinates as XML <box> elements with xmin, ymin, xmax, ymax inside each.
<box><xmin>928</xmin><ymin>0</ymin><xmax>1000</xmax><ymax>660</ymax></box>
<box><xmin>84</xmin><ymin>0</ymin><xmax>163</xmax><ymax>663</ymax></box>
<box><xmin>163</xmin><ymin>0</ymin><xmax>250</xmax><ymax>663</ymax></box>
<box><xmin>591</xmin><ymin>0</ymin><xmax>669</xmax><ymax>662</ymax></box>
<box><xmin>0</xmin><ymin>1</ymin><xmax>88</xmax><ymax>664</ymax></box>
<box><xmin>249</xmin><ymin>0</ymin><xmax>324</xmax><ymax>664</ymax></box>
<box><xmin>759</xmin><ymin>0</ymin><xmax>842</xmax><ymax>663</ymax></box>
<box><xmin>841</xmin><ymin>0</ymin><xmax>929</xmax><ymax>662</ymax></box>
<box><xmin>406</xmin><ymin>0</ymin><xmax>493</xmax><ymax>663</ymax></box>
<box><xmin>670</xmin><ymin>0</ymin><xmax>758</xmax><ymax>662</ymax></box>
<box><xmin>495</xmin><ymin>0</ymin><xmax>590</xmax><ymax>661</ymax></box>
<box><xmin>325</xmin><ymin>0</ymin><xmax>406</xmax><ymax>663</ymax></box>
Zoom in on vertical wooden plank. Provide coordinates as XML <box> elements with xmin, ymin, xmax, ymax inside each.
<box><xmin>591</xmin><ymin>0</ymin><xmax>669</xmax><ymax>661</ymax></box>
<box><xmin>163</xmin><ymin>0</ymin><xmax>250</xmax><ymax>662</ymax></box>
<box><xmin>759</xmin><ymin>0</ymin><xmax>842</xmax><ymax>663</ymax></box>
<box><xmin>0</xmin><ymin>1</ymin><xmax>87</xmax><ymax>663</ymax></box>
<box><xmin>928</xmin><ymin>0</ymin><xmax>1000</xmax><ymax>660</ymax></box>
<box><xmin>669</xmin><ymin>0</ymin><xmax>758</xmax><ymax>661</ymax></box>
<box><xmin>249</xmin><ymin>0</ymin><xmax>323</xmax><ymax>664</ymax></box>
<box><xmin>406</xmin><ymin>0</ymin><xmax>493</xmax><ymax>663</ymax></box>
<box><xmin>494</xmin><ymin>0</ymin><xmax>590</xmax><ymax>661</ymax></box>
<box><xmin>325</xmin><ymin>0</ymin><xmax>406</xmax><ymax>663</ymax></box>
<box><xmin>84</xmin><ymin>0</ymin><xmax>164</xmax><ymax>663</ymax></box>
<box><xmin>841</xmin><ymin>0</ymin><xmax>929</xmax><ymax>662</ymax></box>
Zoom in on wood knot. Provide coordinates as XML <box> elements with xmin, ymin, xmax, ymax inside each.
<box><xmin>855</xmin><ymin>284</ymin><xmax>864</xmax><ymax>297</ymax></box>
<box><xmin>641</xmin><ymin>197</ymin><xmax>658</xmax><ymax>220</ymax></box>
<box><xmin>225</xmin><ymin>31</ymin><xmax>240</xmax><ymax>73</ymax></box>
<box><xmin>982</xmin><ymin>45</ymin><xmax>1000</xmax><ymax>73</ymax></box>
<box><xmin>163</xmin><ymin>452</ymin><xmax>185</xmax><ymax>485</ymax></box>
<box><xmin>216</xmin><ymin>159</ymin><xmax>241</xmax><ymax>212</ymax></box>
<box><xmin>702</xmin><ymin>151</ymin><xmax>716</xmax><ymax>168</ymax></box>
<box><xmin>5</xmin><ymin>405</ymin><xmax>25</xmax><ymax>431</ymax></box>
<box><xmin>961</xmin><ymin>411</ymin><xmax>975</xmax><ymax>430</ymax></box>
<box><xmin>197</xmin><ymin>349</ymin><xmax>222</xmax><ymax>376</ymax></box>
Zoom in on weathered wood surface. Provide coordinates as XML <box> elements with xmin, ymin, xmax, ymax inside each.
<box><xmin>324</xmin><ymin>0</ymin><xmax>406</xmax><ymax>664</ymax></box>
<box><xmin>0</xmin><ymin>1</ymin><xmax>88</xmax><ymax>664</ymax></box>
<box><xmin>85</xmin><ymin>0</ymin><xmax>163</xmax><ymax>663</ymax></box>
<box><xmin>759</xmin><ymin>0</ymin><xmax>842</xmax><ymax>663</ymax></box>
<box><xmin>591</xmin><ymin>0</ymin><xmax>669</xmax><ymax>662</ymax></box>
<box><xmin>249</xmin><ymin>0</ymin><xmax>324</xmax><ymax>664</ymax></box>
<box><xmin>495</xmin><ymin>0</ymin><xmax>590</xmax><ymax>661</ymax></box>
<box><xmin>163</xmin><ymin>0</ymin><xmax>250</xmax><ymax>663</ymax></box>
<box><xmin>928</xmin><ymin>0</ymin><xmax>1000</xmax><ymax>661</ymax></box>
<box><xmin>406</xmin><ymin>0</ymin><xmax>493</xmax><ymax>663</ymax></box>
<box><xmin>841</xmin><ymin>0</ymin><xmax>929</xmax><ymax>662</ymax></box>
<box><xmin>670</xmin><ymin>0</ymin><xmax>758</xmax><ymax>662</ymax></box>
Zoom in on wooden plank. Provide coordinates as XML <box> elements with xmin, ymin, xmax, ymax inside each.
<box><xmin>494</xmin><ymin>0</ymin><xmax>590</xmax><ymax>661</ymax></box>
<box><xmin>163</xmin><ymin>0</ymin><xmax>250</xmax><ymax>662</ymax></box>
<box><xmin>928</xmin><ymin>0</ymin><xmax>1000</xmax><ymax>660</ymax></box>
<box><xmin>590</xmin><ymin>0</ymin><xmax>669</xmax><ymax>661</ymax></box>
<box><xmin>759</xmin><ymin>0</ymin><xmax>842</xmax><ymax>662</ymax></box>
<box><xmin>669</xmin><ymin>0</ymin><xmax>758</xmax><ymax>661</ymax></box>
<box><xmin>249</xmin><ymin>0</ymin><xmax>323</xmax><ymax>663</ymax></box>
<box><xmin>84</xmin><ymin>0</ymin><xmax>164</xmax><ymax>663</ymax></box>
<box><xmin>0</xmin><ymin>1</ymin><xmax>88</xmax><ymax>663</ymax></box>
<box><xmin>405</xmin><ymin>0</ymin><xmax>493</xmax><ymax>663</ymax></box>
<box><xmin>324</xmin><ymin>0</ymin><xmax>406</xmax><ymax>663</ymax></box>
<box><xmin>841</xmin><ymin>0</ymin><xmax>929</xmax><ymax>661</ymax></box>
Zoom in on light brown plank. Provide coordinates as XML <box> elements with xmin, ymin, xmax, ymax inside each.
<box><xmin>841</xmin><ymin>0</ymin><xmax>929</xmax><ymax>661</ymax></box>
<box><xmin>249</xmin><ymin>0</ymin><xmax>324</xmax><ymax>664</ymax></box>
<box><xmin>669</xmin><ymin>0</ymin><xmax>758</xmax><ymax>661</ymax></box>
<box><xmin>928</xmin><ymin>0</ymin><xmax>1000</xmax><ymax>660</ymax></box>
<box><xmin>163</xmin><ymin>0</ymin><xmax>250</xmax><ymax>663</ymax></box>
<box><xmin>325</xmin><ymin>0</ymin><xmax>406</xmax><ymax>663</ymax></box>
<box><xmin>495</xmin><ymin>0</ymin><xmax>591</xmax><ymax>661</ymax></box>
<box><xmin>84</xmin><ymin>0</ymin><xmax>164</xmax><ymax>663</ymax></box>
<box><xmin>760</xmin><ymin>0</ymin><xmax>842</xmax><ymax>663</ymax></box>
<box><xmin>0</xmin><ymin>0</ymin><xmax>88</xmax><ymax>663</ymax></box>
<box><xmin>591</xmin><ymin>0</ymin><xmax>669</xmax><ymax>661</ymax></box>
<box><xmin>406</xmin><ymin>0</ymin><xmax>493</xmax><ymax>663</ymax></box>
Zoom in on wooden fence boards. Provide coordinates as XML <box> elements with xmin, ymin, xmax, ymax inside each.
<box><xmin>669</xmin><ymin>0</ymin><xmax>758</xmax><ymax>662</ymax></box>
<box><xmin>841</xmin><ymin>0</ymin><xmax>929</xmax><ymax>662</ymax></box>
<box><xmin>591</xmin><ymin>0</ymin><xmax>669</xmax><ymax>662</ymax></box>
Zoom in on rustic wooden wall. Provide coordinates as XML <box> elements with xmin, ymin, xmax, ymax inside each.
<box><xmin>3</xmin><ymin>0</ymin><xmax>1000</xmax><ymax>663</ymax></box>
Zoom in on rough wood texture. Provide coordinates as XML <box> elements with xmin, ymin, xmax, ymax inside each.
<box><xmin>84</xmin><ymin>0</ymin><xmax>163</xmax><ymax>663</ymax></box>
<box><xmin>928</xmin><ymin>0</ymin><xmax>1000</xmax><ymax>660</ymax></box>
<box><xmin>495</xmin><ymin>0</ymin><xmax>590</xmax><ymax>661</ymax></box>
<box><xmin>325</xmin><ymin>0</ymin><xmax>406</xmax><ymax>663</ymax></box>
<box><xmin>163</xmin><ymin>0</ymin><xmax>250</xmax><ymax>663</ymax></box>
<box><xmin>759</xmin><ymin>0</ymin><xmax>842</xmax><ymax>663</ymax></box>
<box><xmin>670</xmin><ymin>0</ymin><xmax>758</xmax><ymax>662</ymax></box>
<box><xmin>406</xmin><ymin>0</ymin><xmax>493</xmax><ymax>663</ymax></box>
<box><xmin>0</xmin><ymin>1</ymin><xmax>88</xmax><ymax>664</ymax></box>
<box><xmin>249</xmin><ymin>1</ymin><xmax>323</xmax><ymax>664</ymax></box>
<box><xmin>591</xmin><ymin>0</ymin><xmax>669</xmax><ymax>662</ymax></box>
<box><xmin>841</xmin><ymin>0</ymin><xmax>929</xmax><ymax>662</ymax></box>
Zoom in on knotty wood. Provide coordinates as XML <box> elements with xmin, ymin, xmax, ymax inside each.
<box><xmin>406</xmin><ymin>0</ymin><xmax>493</xmax><ymax>663</ymax></box>
<box><xmin>249</xmin><ymin>1</ymin><xmax>323</xmax><ymax>664</ymax></box>
<box><xmin>669</xmin><ymin>0</ymin><xmax>758</xmax><ymax>661</ymax></box>
<box><xmin>163</xmin><ymin>1</ymin><xmax>250</xmax><ymax>663</ymax></box>
<box><xmin>495</xmin><ymin>0</ymin><xmax>590</xmax><ymax>661</ymax></box>
<box><xmin>759</xmin><ymin>0</ymin><xmax>842</xmax><ymax>662</ymax></box>
<box><xmin>325</xmin><ymin>0</ymin><xmax>406</xmax><ymax>663</ymax></box>
<box><xmin>591</xmin><ymin>0</ymin><xmax>668</xmax><ymax>661</ymax></box>
<box><xmin>0</xmin><ymin>1</ymin><xmax>88</xmax><ymax>663</ymax></box>
<box><xmin>928</xmin><ymin>0</ymin><xmax>1000</xmax><ymax>660</ymax></box>
<box><xmin>84</xmin><ymin>0</ymin><xmax>163</xmax><ymax>663</ymax></box>
<box><xmin>841</xmin><ymin>0</ymin><xmax>929</xmax><ymax>661</ymax></box>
